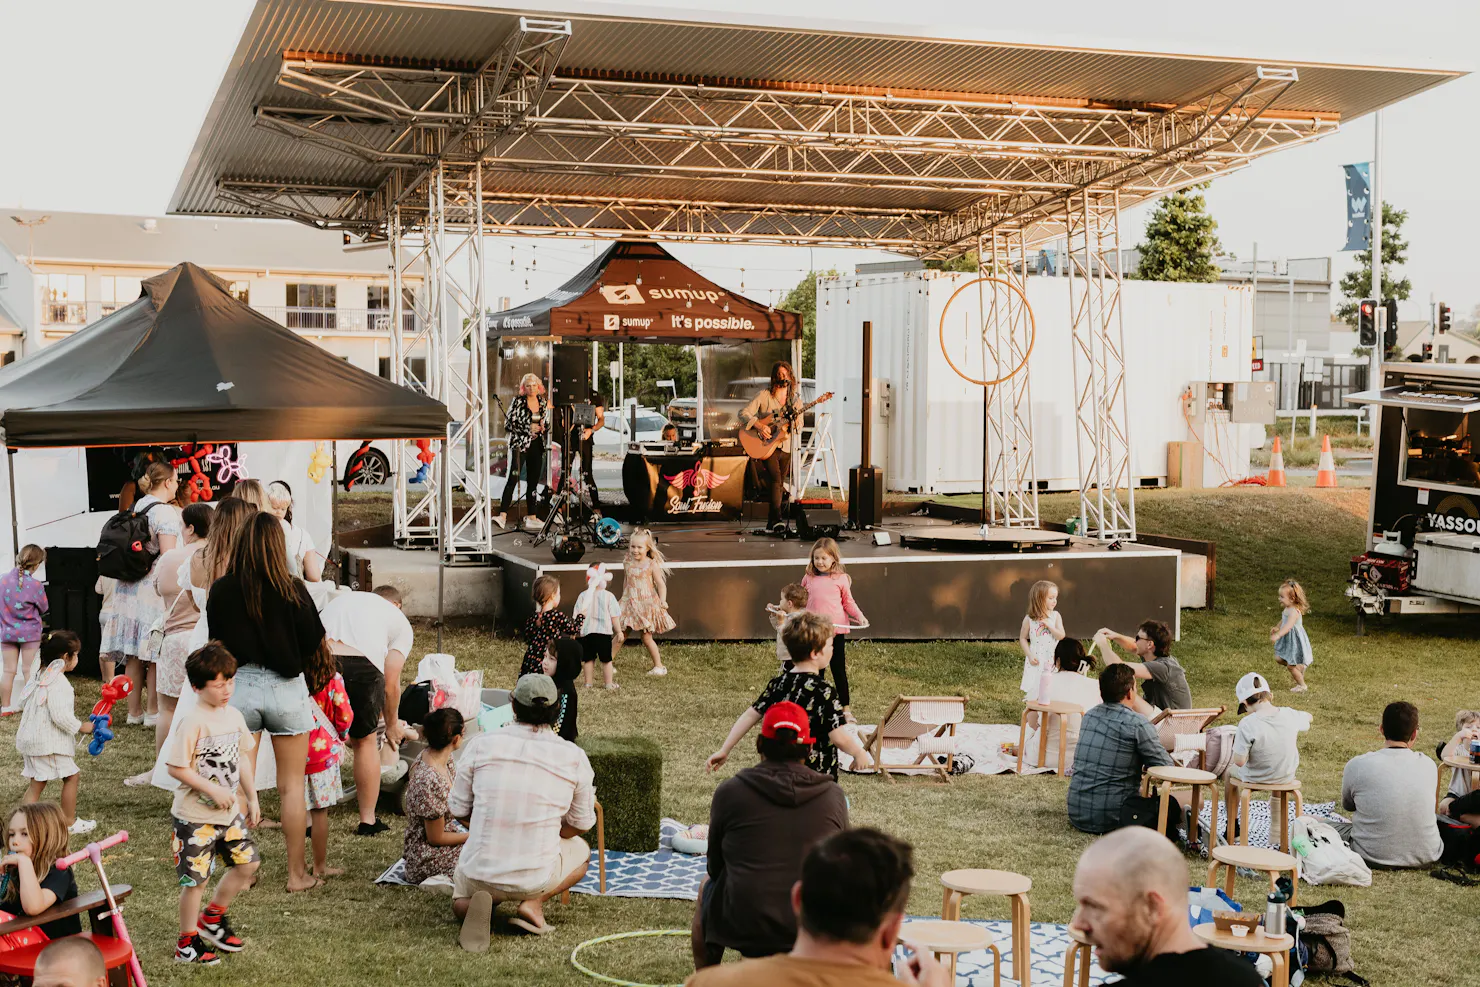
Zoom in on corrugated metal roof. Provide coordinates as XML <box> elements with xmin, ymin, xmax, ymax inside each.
<box><xmin>171</xmin><ymin>0</ymin><xmax>1465</xmax><ymax>239</ymax></box>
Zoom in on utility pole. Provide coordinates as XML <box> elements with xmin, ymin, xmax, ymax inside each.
<box><xmin>1369</xmin><ymin>111</ymin><xmax>1383</xmax><ymax>391</ymax></box>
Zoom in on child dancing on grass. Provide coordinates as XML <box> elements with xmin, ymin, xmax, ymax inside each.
<box><xmin>1271</xmin><ymin>579</ymin><xmax>1313</xmax><ymax>692</ymax></box>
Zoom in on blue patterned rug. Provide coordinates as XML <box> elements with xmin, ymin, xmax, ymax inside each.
<box><xmin>571</xmin><ymin>818</ymin><xmax>706</xmax><ymax>899</ymax></box>
<box><xmin>915</xmin><ymin>918</ymin><xmax>1111</xmax><ymax>986</ymax></box>
<box><xmin>1195</xmin><ymin>798</ymin><xmax>1346</xmax><ymax>851</ymax></box>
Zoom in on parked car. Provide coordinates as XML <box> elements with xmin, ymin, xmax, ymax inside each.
<box><xmin>593</xmin><ymin>404</ymin><xmax>671</xmax><ymax>449</ymax></box>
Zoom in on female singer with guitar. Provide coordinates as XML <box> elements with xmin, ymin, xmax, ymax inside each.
<box><xmin>738</xmin><ymin>362</ymin><xmax>800</xmax><ymax>531</ymax></box>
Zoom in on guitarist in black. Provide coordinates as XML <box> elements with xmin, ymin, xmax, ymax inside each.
<box><xmin>739</xmin><ymin>361</ymin><xmax>802</xmax><ymax>531</ymax></box>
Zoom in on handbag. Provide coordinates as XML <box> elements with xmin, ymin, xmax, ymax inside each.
<box><xmin>146</xmin><ymin>587</ymin><xmax>189</xmax><ymax>661</ymax></box>
<box><xmin>1118</xmin><ymin>794</ymin><xmax>1183</xmax><ymax>839</ymax></box>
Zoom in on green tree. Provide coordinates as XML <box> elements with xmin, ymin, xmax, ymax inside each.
<box><xmin>1336</xmin><ymin>201</ymin><xmax>1412</xmax><ymax>327</ymax></box>
<box><xmin>924</xmin><ymin>251</ymin><xmax>980</xmax><ymax>273</ymax></box>
<box><xmin>593</xmin><ymin>341</ymin><xmax>696</xmax><ymax>410</ymax></box>
<box><xmin>780</xmin><ymin>269</ymin><xmax>838</xmax><ymax>377</ymax></box>
<box><xmin>1133</xmin><ymin>188</ymin><xmax>1223</xmax><ymax>282</ymax></box>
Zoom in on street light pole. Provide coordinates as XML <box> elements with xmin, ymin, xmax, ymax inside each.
<box><xmin>1369</xmin><ymin>111</ymin><xmax>1383</xmax><ymax>391</ymax></box>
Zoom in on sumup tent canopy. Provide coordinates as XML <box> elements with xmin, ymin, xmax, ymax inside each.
<box><xmin>487</xmin><ymin>240</ymin><xmax>800</xmax><ymax>344</ymax></box>
<box><xmin>0</xmin><ymin>262</ymin><xmax>450</xmax><ymax>447</ymax></box>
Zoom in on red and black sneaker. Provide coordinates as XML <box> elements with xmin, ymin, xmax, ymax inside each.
<box><xmin>175</xmin><ymin>934</ymin><xmax>221</xmax><ymax>965</ymax></box>
<box><xmin>198</xmin><ymin>910</ymin><xmax>245</xmax><ymax>952</ymax></box>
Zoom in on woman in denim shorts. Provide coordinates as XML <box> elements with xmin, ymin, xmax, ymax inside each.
<box><xmin>206</xmin><ymin>512</ymin><xmax>327</xmax><ymax>893</ymax></box>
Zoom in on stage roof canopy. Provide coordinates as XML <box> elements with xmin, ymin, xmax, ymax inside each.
<box><xmin>490</xmin><ymin>240</ymin><xmax>799</xmax><ymax>342</ymax></box>
<box><xmin>0</xmin><ymin>262</ymin><xmax>451</xmax><ymax>447</ymax></box>
<box><xmin>171</xmin><ymin>0</ymin><xmax>1465</xmax><ymax>257</ymax></box>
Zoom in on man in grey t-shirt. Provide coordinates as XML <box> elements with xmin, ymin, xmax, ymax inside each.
<box><xmin>1097</xmin><ymin>620</ymin><xmax>1192</xmax><ymax>715</ymax></box>
<box><xmin>1339</xmin><ymin>701</ymin><xmax>1443</xmax><ymax>868</ymax></box>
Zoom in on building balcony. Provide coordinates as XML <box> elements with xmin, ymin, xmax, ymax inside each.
<box><xmin>40</xmin><ymin>303</ymin><xmax>421</xmax><ymax>334</ymax></box>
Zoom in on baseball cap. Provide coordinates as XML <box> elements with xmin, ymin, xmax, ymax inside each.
<box><xmin>511</xmin><ymin>673</ymin><xmax>558</xmax><ymax>707</ymax></box>
<box><xmin>1235</xmin><ymin>672</ymin><xmax>1270</xmax><ymax>709</ymax></box>
<box><xmin>760</xmin><ymin>701</ymin><xmax>815</xmax><ymax>744</ymax></box>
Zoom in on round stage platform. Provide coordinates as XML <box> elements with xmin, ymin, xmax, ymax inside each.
<box><xmin>890</xmin><ymin>523</ymin><xmax>1074</xmax><ymax>552</ymax></box>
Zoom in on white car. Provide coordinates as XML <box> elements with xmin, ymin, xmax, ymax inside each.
<box><xmin>593</xmin><ymin>408</ymin><xmax>671</xmax><ymax>449</ymax></box>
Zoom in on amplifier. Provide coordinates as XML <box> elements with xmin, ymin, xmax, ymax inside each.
<box><xmin>792</xmin><ymin>501</ymin><xmax>842</xmax><ymax>539</ymax></box>
<box><xmin>849</xmin><ymin>466</ymin><xmax>884</xmax><ymax>528</ymax></box>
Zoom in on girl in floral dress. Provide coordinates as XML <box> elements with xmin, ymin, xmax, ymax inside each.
<box><xmin>619</xmin><ymin>528</ymin><xmax>674</xmax><ymax>676</ymax></box>
<box><xmin>402</xmin><ymin>708</ymin><xmax>467</xmax><ymax>885</ymax></box>
<box><xmin>304</xmin><ymin>642</ymin><xmax>352</xmax><ymax>879</ymax></box>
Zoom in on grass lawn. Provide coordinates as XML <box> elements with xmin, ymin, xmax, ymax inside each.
<box><xmin>1250</xmin><ymin>417</ymin><xmax>1373</xmax><ymax>468</ymax></box>
<box><xmin>5</xmin><ymin>486</ymin><xmax>1477</xmax><ymax>986</ymax></box>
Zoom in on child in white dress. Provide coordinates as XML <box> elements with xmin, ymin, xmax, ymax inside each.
<box><xmin>1017</xmin><ymin>580</ymin><xmax>1065</xmax><ymax>696</ymax></box>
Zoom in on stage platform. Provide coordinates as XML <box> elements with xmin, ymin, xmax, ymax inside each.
<box><xmin>492</xmin><ymin>517</ymin><xmax>1181</xmax><ymax>641</ymax></box>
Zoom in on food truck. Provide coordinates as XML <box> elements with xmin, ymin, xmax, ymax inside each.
<box><xmin>1345</xmin><ymin>362</ymin><xmax>1480</xmax><ymax>625</ymax></box>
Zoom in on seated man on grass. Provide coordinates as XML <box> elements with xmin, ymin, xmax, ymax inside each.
<box><xmin>1096</xmin><ymin>620</ymin><xmax>1191</xmax><ymax>716</ymax></box>
<box><xmin>706</xmin><ymin>612</ymin><xmax>873</xmax><ymax>779</ymax></box>
<box><xmin>1067</xmin><ymin>664</ymin><xmax>1173</xmax><ymax>835</ymax></box>
<box><xmin>685</xmin><ymin>827</ymin><xmax>948</xmax><ymax>987</ymax></box>
<box><xmin>450</xmin><ymin>674</ymin><xmax>596</xmax><ymax>950</ymax></box>
<box><xmin>1339</xmin><ymin>700</ymin><xmax>1443</xmax><ymax>869</ymax></box>
<box><xmin>692</xmin><ymin>701</ymin><xmax>849</xmax><ymax>970</ymax></box>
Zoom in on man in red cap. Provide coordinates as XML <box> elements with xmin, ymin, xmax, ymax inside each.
<box><xmin>691</xmin><ymin>701</ymin><xmax>849</xmax><ymax>971</ymax></box>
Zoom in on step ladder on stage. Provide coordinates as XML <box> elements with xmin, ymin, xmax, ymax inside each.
<box><xmin>798</xmin><ymin>412</ymin><xmax>844</xmax><ymax>505</ymax></box>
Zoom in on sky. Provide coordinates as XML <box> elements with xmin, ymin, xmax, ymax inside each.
<box><xmin>2</xmin><ymin>0</ymin><xmax>1477</xmax><ymax>316</ymax></box>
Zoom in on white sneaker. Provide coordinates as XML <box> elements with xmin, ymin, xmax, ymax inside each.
<box><xmin>522</xmin><ymin>515</ymin><xmax>543</xmax><ymax>531</ymax></box>
<box><xmin>126</xmin><ymin>713</ymin><xmax>145</xmax><ymax>726</ymax></box>
<box><xmin>143</xmin><ymin>713</ymin><xmax>158</xmax><ymax>728</ymax></box>
<box><xmin>646</xmin><ymin>666</ymin><xmax>668</xmax><ymax>677</ymax></box>
<box><xmin>493</xmin><ymin>513</ymin><xmax>508</xmax><ymax>529</ymax></box>
<box><xmin>69</xmin><ymin>819</ymin><xmax>98</xmax><ymax>835</ymax></box>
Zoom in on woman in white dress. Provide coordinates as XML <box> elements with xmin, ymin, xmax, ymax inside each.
<box><xmin>1022</xmin><ymin>638</ymin><xmax>1102</xmax><ymax>775</ymax></box>
<box><xmin>98</xmin><ymin>462</ymin><xmax>180</xmax><ymax>727</ymax></box>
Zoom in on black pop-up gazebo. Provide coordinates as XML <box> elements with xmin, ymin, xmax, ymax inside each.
<box><xmin>0</xmin><ymin>262</ymin><xmax>449</xmax><ymax>446</ymax></box>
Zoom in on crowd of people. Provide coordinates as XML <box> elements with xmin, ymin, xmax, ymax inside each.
<box><xmin>0</xmin><ymin>460</ymin><xmax>1474</xmax><ymax>986</ymax></box>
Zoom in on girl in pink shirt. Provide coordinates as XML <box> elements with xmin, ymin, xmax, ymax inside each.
<box><xmin>801</xmin><ymin>538</ymin><xmax>867</xmax><ymax>718</ymax></box>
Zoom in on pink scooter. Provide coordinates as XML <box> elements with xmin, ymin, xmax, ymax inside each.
<box><xmin>57</xmin><ymin>830</ymin><xmax>146</xmax><ymax>987</ymax></box>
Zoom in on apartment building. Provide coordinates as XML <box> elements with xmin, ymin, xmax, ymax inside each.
<box><xmin>0</xmin><ymin>209</ymin><xmax>428</xmax><ymax>382</ymax></box>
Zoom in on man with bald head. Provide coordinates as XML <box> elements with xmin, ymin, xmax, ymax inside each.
<box><xmin>33</xmin><ymin>937</ymin><xmax>108</xmax><ymax>987</ymax></box>
<box><xmin>1071</xmin><ymin>828</ymin><xmax>1262</xmax><ymax>986</ymax></box>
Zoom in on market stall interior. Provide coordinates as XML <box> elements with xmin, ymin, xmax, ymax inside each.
<box><xmin>486</xmin><ymin>239</ymin><xmax>803</xmax><ymax>527</ymax></box>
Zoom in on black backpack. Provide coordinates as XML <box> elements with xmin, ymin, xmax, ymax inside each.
<box><xmin>96</xmin><ymin>502</ymin><xmax>161</xmax><ymax>581</ymax></box>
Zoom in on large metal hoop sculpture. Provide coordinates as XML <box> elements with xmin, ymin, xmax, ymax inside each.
<box><xmin>937</xmin><ymin>276</ymin><xmax>1037</xmax><ymax>387</ymax></box>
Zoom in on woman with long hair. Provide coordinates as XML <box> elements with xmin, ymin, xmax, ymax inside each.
<box><xmin>99</xmin><ymin>460</ymin><xmax>181</xmax><ymax>726</ymax></box>
<box><xmin>738</xmin><ymin>361</ymin><xmax>802</xmax><ymax>531</ymax></box>
<box><xmin>206</xmin><ymin>512</ymin><xmax>326</xmax><ymax>892</ymax></box>
<box><xmin>494</xmin><ymin>372</ymin><xmax>549</xmax><ymax>529</ymax></box>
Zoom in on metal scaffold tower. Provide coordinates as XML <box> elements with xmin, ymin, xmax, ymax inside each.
<box><xmin>1064</xmin><ymin>190</ymin><xmax>1135</xmax><ymax>541</ymax></box>
<box><xmin>977</xmin><ymin>230</ymin><xmax>1039</xmax><ymax>528</ymax></box>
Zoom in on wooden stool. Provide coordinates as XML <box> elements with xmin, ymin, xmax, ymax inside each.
<box><xmin>940</xmin><ymin>869</ymin><xmax>1032</xmax><ymax>987</ymax></box>
<box><xmin>1225</xmin><ymin>778</ymin><xmax>1304</xmax><ymax>853</ymax></box>
<box><xmin>1193</xmin><ymin>923</ymin><xmax>1294</xmax><ymax>987</ymax></box>
<box><xmin>1017</xmin><ymin>701</ymin><xmax>1084</xmax><ymax>775</ymax></box>
<box><xmin>1141</xmin><ymin>765</ymin><xmax>1219</xmax><ymax>848</ymax></box>
<box><xmin>899</xmin><ymin>919</ymin><xmax>999</xmax><ymax>985</ymax></box>
<box><xmin>1208</xmin><ymin>845</ymin><xmax>1299</xmax><ymax>907</ymax></box>
<box><xmin>1061</xmin><ymin>925</ymin><xmax>1092</xmax><ymax>987</ymax></box>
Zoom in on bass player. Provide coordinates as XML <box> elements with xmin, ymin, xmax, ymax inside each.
<box><xmin>739</xmin><ymin>361</ymin><xmax>802</xmax><ymax>531</ymax></box>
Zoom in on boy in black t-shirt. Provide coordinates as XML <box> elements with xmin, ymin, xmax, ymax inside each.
<box><xmin>706</xmin><ymin>612</ymin><xmax>873</xmax><ymax>779</ymax></box>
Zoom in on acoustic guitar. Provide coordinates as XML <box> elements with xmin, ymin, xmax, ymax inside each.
<box><xmin>737</xmin><ymin>392</ymin><xmax>834</xmax><ymax>459</ymax></box>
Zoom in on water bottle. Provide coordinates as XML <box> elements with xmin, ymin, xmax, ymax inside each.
<box><xmin>1037</xmin><ymin>667</ymin><xmax>1054</xmax><ymax>705</ymax></box>
<box><xmin>1469</xmin><ymin>738</ymin><xmax>1480</xmax><ymax>764</ymax></box>
<box><xmin>1263</xmin><ymin>888</ymin><xmax>1288</xmax><ymax>938</ymax></box>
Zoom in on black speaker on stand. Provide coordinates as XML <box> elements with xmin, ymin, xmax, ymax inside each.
<box><xmin>849</xmin><ymin>320</ymin><xmax>885</xmax><ymax>529</ymax></box>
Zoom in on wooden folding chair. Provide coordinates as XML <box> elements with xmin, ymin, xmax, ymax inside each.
<box><xmin>1150</xmin><ymin>706</ymin><xmax>1225</xmax><ymax>769</ymax></box>
<box><xmin>858</xmin><ymin>696</ymin><xmax>966</xmax><ymax>783</ymax></box>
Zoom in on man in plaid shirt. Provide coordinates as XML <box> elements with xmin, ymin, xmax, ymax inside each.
<box><xmin>1068</xmin><ymin>664</ymin><xmax>1172</xmax><ymax>834</ymax></box>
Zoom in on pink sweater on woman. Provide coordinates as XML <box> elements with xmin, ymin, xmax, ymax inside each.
<box><xmin>801</xmin><ymin>571</ymin><xmax>864</xmax><ymax>634</ymax></box>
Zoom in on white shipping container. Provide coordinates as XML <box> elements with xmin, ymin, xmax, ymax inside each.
<box><xmin>816</xmin><ymin>271</ymin><xmax>1256</xmax><ymax>494</ymax></box>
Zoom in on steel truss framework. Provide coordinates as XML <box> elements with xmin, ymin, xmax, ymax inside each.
<box><xmin>1065</xmin><ymin>191</ymin><xmax>1136</xmax><ymax>541</ymax></box>
<box><xmin>220</xmin><ymin>21</ymin><xmax>1333</xmax><ymax>546</ymax></box>
<box><xmin>977</xmin><ymin>231</ymin><xmax>1038</xmax><ymax>529</ymax></box>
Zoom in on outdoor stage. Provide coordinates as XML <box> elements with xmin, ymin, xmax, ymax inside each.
<box><xmin>493</xmin><ymin>517</ymin><xmax>1180</xmax><ymax>641</ymax></box>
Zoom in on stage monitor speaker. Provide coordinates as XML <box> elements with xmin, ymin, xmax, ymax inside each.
<box><xmin>551</xmin><ymin>344</ymin><xmax>592</xmax><ymax>404</ymax></box>
<box><xmin>792</xmin><ymin>502</ymin><xmax>842</xmax><ymax>539</ymax></box>
<box><xmin>552</xmin><ymin>536</ymin><xmax>586</xmax><ymax>564</ymax></box>
<box><xmin>849</xmin><ymin>466</ymin><xmax>884</xmax><ymax>528</ymax></box>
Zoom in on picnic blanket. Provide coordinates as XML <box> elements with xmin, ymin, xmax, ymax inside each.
<box><xmin>839</xmin><ymin>723</ymin><xmax>1055</xmax><ymax>776</ymax></box>
<box><xmin>1198</xmin><ymin>798</ymin><xmax>1347</xmax><ymax>852</ymax></box>
<box><xmin>375</xmin><ymin>818</ymin><xmax>706</xmax><ymax>900</ymax></box>
<box><xmin>910</xmin><ymin>918</ymin><xmax>1111</xmax><ymax>986</ymax></box>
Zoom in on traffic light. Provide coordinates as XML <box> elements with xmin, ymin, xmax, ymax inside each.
<box><xmin>1384</xmin><ymin>298</ymin><xmax>1399</xmax><ymax>350</ymax></box>
<box><xmin>1358</xmin><ymin>298</ymin><xmax>1377</xmax><ymax>346</ymax></box>
<box><xmin>1423</xmin><ymin>342</ymin><xmax>1434</xmax><ymax>361</ymax></box>
<box><xmin>1439</xmin><ymin>302</ymin><xmax>1452</xmax><ymax>334</ymax></box>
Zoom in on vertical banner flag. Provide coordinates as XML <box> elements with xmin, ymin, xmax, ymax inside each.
<box><xmin>1343</xmin><ymin>162</ymin><xmax>1372</xmax><ymax>251</ymax></box>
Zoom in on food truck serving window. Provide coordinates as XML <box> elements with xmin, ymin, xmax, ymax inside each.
<box><xmin>1402</xmin><ymin>408</ymin><xmax>1480</xmax><ymax>491</ymax></box>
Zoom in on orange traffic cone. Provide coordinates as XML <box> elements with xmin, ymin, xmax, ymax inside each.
<box><xmin>1267</xmin><ymin>435</ymin><xmax>1287</xmax><ymax>487</ymax></box>
<box><xmin>1315</xmin><ymin>433</ymin><xmax>1337</xmax><ymax>488</ymax></box>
